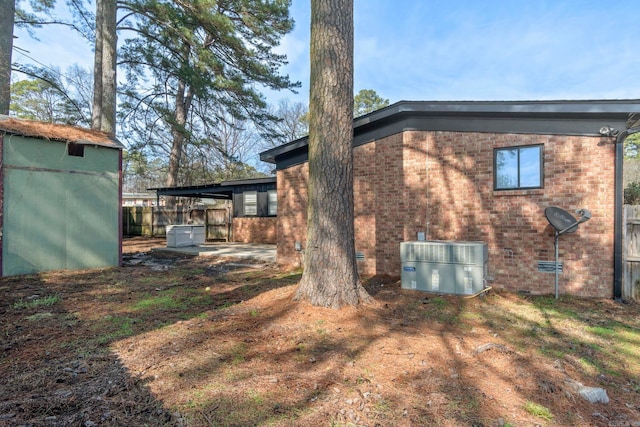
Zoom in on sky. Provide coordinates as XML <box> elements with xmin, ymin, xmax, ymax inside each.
<box><xmin>12</xmin><ymin>0</ymin><xmax>640</xmax><ymax>108</ymax></box>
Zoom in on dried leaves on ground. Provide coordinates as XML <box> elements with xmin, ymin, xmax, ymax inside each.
<box><xmin>1</xmin><ymin>237</ymin><xmax>640</xmax><ymax>426</ymax></box>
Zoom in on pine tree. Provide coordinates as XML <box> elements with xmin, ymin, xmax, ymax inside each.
<box><xmin>0</xmin><ymin>0</ymin><xmax>15</xmax><ymax>114</ymax></box>
<box><xmin>294</xmin><ymin>0</ymin><xmax>371</xmax><ymax>308</ymax></box>
<box><xmin>118</xmin><ymin>0</ymin><xmax>298</xmax><ymax>201</ymax></box>
<box><xmin>92</xmin><ymin>0</ymin><xmax>117</xmax><ymax>135</ymax></box>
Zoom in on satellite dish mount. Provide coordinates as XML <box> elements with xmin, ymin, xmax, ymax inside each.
<box><xmin>544</xmin><ymin>207</ymin><xmax>592</xmax><ymax>299</ymax></box>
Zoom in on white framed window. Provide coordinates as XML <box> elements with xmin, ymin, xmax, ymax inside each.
<box><xmin>495</xmin><ymin>145</ymin><xmax>543</xmax><ymax>190</ymax></box>
<box><xmin>243</xmin><ymin>191</ymin><xmax>257</xmax><ymax>216</ymax></box>
<box><xmin>268</xmin><ymin>190</ymin><xmax>277</xmax><ymax>216</ymax></box>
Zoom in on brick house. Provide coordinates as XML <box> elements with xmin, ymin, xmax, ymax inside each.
<box><xmin>260</xmin><ymin>100</ymin><xmax>640</xmax><ymax>298</ymax></box>
<box><xmin>150</xmin><ymin>177</ymin><xmax>277</xmax><ymax>244</ymax></box>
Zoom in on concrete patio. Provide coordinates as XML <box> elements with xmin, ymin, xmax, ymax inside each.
<box><xmin>152</xmin><ymin>242</ymin><xmax>277</xmax><ymax>263</ymax></box>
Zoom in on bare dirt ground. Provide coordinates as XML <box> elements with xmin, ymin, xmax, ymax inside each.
<box><xmin>1</xmin><ymin>237</ymin><xmax>640</xmax><ymax>426</ymax></box>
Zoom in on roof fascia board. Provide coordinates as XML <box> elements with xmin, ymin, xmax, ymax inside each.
<box><xmin>149</xmin><ymin>177</ymin><xmax>276</xmax><ymax>198</ymax></box>
<box><xmin>261</xmin><ymin>100</ymin><xmax>640</xmax><ymax>167</ymax></box>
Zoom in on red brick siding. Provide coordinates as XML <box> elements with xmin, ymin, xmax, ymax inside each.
<box><xmin>276</xmin><ymin>164</ymin><xmax>309</xmax><ymax>269</ymax></box>
<box><xmin>232</xmin><ymin>217</ymin><xmax>277</xmax><ymax>244</ymax></box>
<box><xmin>424</xmin><ymin>132</ymin><xmax>614</xmax><ymax>298</ymax></box>
<box><xmin>278</xmin><ymin>130</ymin><xmax>615</xmax><ymax>298</ymax></box>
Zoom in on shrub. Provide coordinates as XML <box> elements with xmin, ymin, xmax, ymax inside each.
<box><xmin>624</xmin><ymin>181</ymin><xmax>640</xmax><ymax>205</ymax></box>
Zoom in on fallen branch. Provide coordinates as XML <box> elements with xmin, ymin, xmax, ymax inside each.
<box><xmin>473</xmin><ymin>343</ymin><xmax>511</xmax><ymax>355</ymax></box>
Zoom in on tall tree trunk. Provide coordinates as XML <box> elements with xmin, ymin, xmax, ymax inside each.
<box><xmin>165</xmin><ymin>77</ymin><xmax>193</xmax><ymax>206</ymax></box>
<box><xmin>295</xmin><ymin>0</ymin><xmax>370</xmax><ymax>308</ymax></box>
<box><xmin>91</xmin><ymin>0</ymin><xmax>117</xmax><ymax>135</ymax></box>
<box><xmin>0</xmin><ymin>0</ymin><xmax>15</xmax><ymax>114</ymax></box>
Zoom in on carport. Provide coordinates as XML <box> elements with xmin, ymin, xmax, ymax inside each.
<box><xmin>149</xmin><ymin>177</ymin><xmax>278</xmax><ymax>244</ymax></box>
<box><xmin>149</xmin><ymin>177</ymin><xmax>276</xmax><ymax>206</ymax></box>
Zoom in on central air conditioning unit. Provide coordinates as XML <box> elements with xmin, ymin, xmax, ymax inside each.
<box><xmin>400</xmin><ymin>240</ymin><xmax>488</xmax><ymax>295</ymax></box>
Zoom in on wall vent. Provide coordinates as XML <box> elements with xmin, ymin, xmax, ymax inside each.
<box><xmin>538</xmin><ymin>261</ymin><xmax>563</xmax><ymax>273</ymax></box>
<box><xmin>355</xmin><ymin>252</ymin><xmax>365</xmax><ymax>261</ymax></box>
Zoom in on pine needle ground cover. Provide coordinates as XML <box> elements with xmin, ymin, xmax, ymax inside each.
<box><xmin>1</xmin><ymin>238</ymin><xmax>639</xmax><ymax>426</ymax></box>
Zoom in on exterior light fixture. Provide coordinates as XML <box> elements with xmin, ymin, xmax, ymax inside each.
<box><xmin>599</xmin><ymin>125</ymin><xmax>619</xmax><ymax>137</ymax></box>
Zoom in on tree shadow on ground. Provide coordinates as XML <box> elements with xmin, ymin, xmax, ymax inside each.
<box><xmin>3</xmin><ymin>253</ymin><xmax>640</xmax><ymax>426</ymax></box>
<box><xmin>0</xmin><ymin>250</ymin><xmax>299</xmax><ymax>426</ymax></box>
<box><xmin>0</xmin><ymin>273</ymin><xmax>180</xmax><ymax>425</ymax></box>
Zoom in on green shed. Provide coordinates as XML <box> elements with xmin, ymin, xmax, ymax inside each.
<box><xmin>0</xmin><ymin>116</ymin><xmax>123</xmax><ymax>276</ymax></box>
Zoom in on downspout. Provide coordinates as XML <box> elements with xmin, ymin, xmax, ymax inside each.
<box><xmin>614</xmin><ymin>125</ymin><xmax>640</xmax><ymax>301</ymax></box>
<box><xmin>118</xmin><ymin>149</ymin><xmax>123</xmax><ymax>266</ymax></box>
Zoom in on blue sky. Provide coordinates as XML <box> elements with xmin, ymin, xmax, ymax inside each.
<box><xmin>12</xmin><ymin>0</ymin><xmax>640</xmax><ymax>107</ymax></box>
<box><xmin>270</xmin><ymin>0</ymin><xmax>640</xmax><ymax>105</ymax></box>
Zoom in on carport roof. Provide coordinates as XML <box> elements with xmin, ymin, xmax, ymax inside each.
<box><xmin>148</xmin><ymin>177</ymin><xmax>276</xmax><ymax>199</ymax></box>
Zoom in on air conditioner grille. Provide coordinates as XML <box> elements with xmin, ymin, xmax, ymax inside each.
<box><xmin>402</xmin><ymin>241</ymin><xmax>486</xmax><ymax>265</ymax></box>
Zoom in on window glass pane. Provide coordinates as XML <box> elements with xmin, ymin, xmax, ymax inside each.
<box><xmin>268</xmin><ymin>190</ymin><xmax>277</xmax><ymax>216</ymax></box>
<box><xmin>243</xmin><ymin>191</ymin><xmax>257</xmax><ymax>216</ymax></box>
<box><xmin>496</xmin><ymin>149</ymin><xmax>518</xmax><ymax>189</ymax></box>
<box><xmin>519</xmin><ymin>146</ymin><xmax>541</xmax><ymax>187</ymax></box>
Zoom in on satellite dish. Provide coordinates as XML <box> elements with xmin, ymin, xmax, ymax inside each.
<box><xmin>545</xmin><ymin>206</ymin><xmax>578</xmax><ymax>234</ymax></box>
<box><xmin>544</xmin><ymin>206</ymin><xmax>592</xmax><ymax>299</ymax></box>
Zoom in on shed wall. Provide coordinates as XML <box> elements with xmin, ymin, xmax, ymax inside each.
<box><xmin>2</xmin><ymin>135</ymin><xmax>120</xmax><ymax>276</ymax></box>
<box><xmin>277</xmin><ymin>130</ymin><xmax>615</xmax><ymax>298</ymax></box>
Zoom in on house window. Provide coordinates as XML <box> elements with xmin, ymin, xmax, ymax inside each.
<box><xmin>68</xmin><ymin>143</ymin><xmax>85</xmax><ymax>157</ymax></box>
<box><xmin>268</xmin><ymin>190</ymin><xmax>277</xmax><ymax>216</ymax></box>
<box><xmin>243</xmin><ymin>191</ymin><xmax>257</xmax><ymax>216</ymax></box>
<box><xmin>494</xmin><ymin>145</ymin><xmax>543</xmax><ymax>190</ymax></box>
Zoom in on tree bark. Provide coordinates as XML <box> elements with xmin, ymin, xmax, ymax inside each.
<box><xmin>165</xmin><ymin>77</ymin><xmax>193</xmax><ymax>206</ymax></box>
<box><xmin>91</xmin><ymin>0</ymin><xmax>117</xmax><ymax>135</ymax></box>
<box><xmin>0</xmin><ymin>0</ymin><xmax>15</xmax><ymax>115</ymax></box>
<box><xmin>295</xmin><ymin>0</ymin><xmax>370</xmax><ymax>308</ymax></box>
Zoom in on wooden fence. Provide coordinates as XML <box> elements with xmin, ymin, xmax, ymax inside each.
<box><xmin>624</xmin><ymin>205</ymin><xmax>640</xmax><ymax>300</ymax></box>
<box><xmin>122</xmin><ymin>206</ymin><xmax>231</xmax><ymax>241</ymax></box>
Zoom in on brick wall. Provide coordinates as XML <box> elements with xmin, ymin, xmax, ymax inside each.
<box><xmin>232</xmin><ymin>217</ymin><xmax>277</xmax><ymax>244</ymax></box>
<box><xmin>277</xmin><ymin>130</ymin><xmax>616</xmax><ymax>298</ymax></box>
<box><xmin>276</xmin><ymin>164</ymin><xmax>309</xmax><ymax>268</ymax></box>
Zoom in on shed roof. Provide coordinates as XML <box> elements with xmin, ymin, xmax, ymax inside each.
<box><xmin>260</xmin><ymin>99</ymin><xmax>640</xmax><ymax>168</ymax></box>
<box><xmin>0</xmin><ymin>115</ymin><xmax>123</xmax><ymax>149</ymax></box>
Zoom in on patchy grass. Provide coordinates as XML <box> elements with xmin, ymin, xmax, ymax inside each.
<box><xmin>1</xmin><ymin>239</ymin><xmax>640</xmax><ymax>426</ymax></box>
<box><xmin>524</xmin><ymin>401</ymin><xmax>554</xmax><ymax>421</ymax></box>
<box><xmin>12</xmin><ymin>294</ymin><xmax>60</xmax><ymax>309</ymax></box>
<box><xmin>95</xmin><ymin>315</ymin><xmax>136</xmax><ymax>344</ymax></box>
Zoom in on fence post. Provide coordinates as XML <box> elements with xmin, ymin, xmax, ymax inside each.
<box><xmin>624</xmin><ymin>205</ymin><xmax>628</xmax><ymax>298</ymax></box>
<box><xmin>624</xmin><ymin>204</ymin><xmax>640</xmax><ymax>301</ymax></box>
